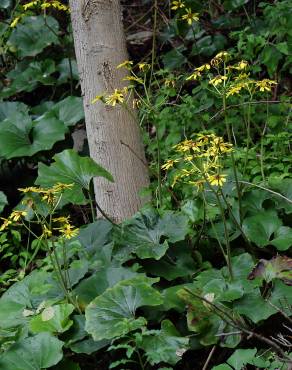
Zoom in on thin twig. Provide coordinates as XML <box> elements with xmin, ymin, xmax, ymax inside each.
<box><xmin>202</xmin><ymin>345</ymin><xmax>216</xmax><ymax>370</ymax></box>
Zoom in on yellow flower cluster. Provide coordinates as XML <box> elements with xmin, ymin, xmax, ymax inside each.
<box><xmin>162</xmin><ymin>133</ymin><xmax>232</xmax><ymax>189</ymax></box>
<box><xmin>171</xmin><ymin>1</ymin><xmax>199</xmax><ymax>25</ymax></box>
<box><xmin>92</xmin><ymin>60</ymin><xmax>151</xmax><ymax>107</ymax></box>
<box><xmin>19</xmin><ymin>183</ymin><xmax>73</xmax><ymax>205</ymax></box>
<box><xmin>10</xmin><ymin>0</ymin><xmax>69</xmax><ymax>27</ymax></box>
<box><xmin>0</xmin><ymin>184</ymin><xmax>78</xmax><ymax>240</ymax></box>
<box><xmin>92</xmin><ymin>87</ymin><xmax>128</xmax><ymax>107</ymax></box>
<box><xmin>186</xmin><ymin>51</ymin><xmax>277</xmax><ymax>98</ymax></box>
<box><xmin>23</xmin><ymin>0</ymin><xmax>69</xmax><ymax>11</ymax></box>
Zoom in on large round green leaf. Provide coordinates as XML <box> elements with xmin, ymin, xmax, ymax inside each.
<box><xmin>114</xmin><ymin>209</ymin><xmax>189</xmax><ymax>261</ymax></box>
<box><xmin>139</xmin><ymin>320</ymin><xmax>189</xmax><ymax>366</ymax></box>
<box><xmin>8</xmin><ymin>16</ymin><xmax>59</xmax><ymax>57</ymax></box>
<box><xmin>0</xmin><ymin>112</ymin><xmax>67</xmax><ymax>159</ymax></box>
<box><xmin>37</xmin><ymin>149</ymin><xmax>113</xmax><ymax>204</ymax></box>
<box><xmin>0</xmin><ymin>60</ymin><xmax>56</xmax><ymax>98</ymax></box>
<box><xmin>85</xmin><ymin>276</ymin><xmax>162</xmax><ymax>341</ymax></box>
<box><xmin>0</xmin><ymin>333</ymin><xmax>63</xmax><ymax>370</ymax></box>
<box><xmin>29</xmin><ymin>304</ymin><xmax>74</xmax><ymax>334</ymax></box>
<box><xmin>242</xmin><ymin>210</ymin><xmax>282</xmax><ymax>247</ymax></box>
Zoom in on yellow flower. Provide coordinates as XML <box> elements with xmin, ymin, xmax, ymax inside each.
<box><xmin>171</xmin><ymin>0</ymin><xmax>185</xmax><ymax>10</ymax></box>
<box><xmin>41</xmin><ymin>1</ymin><xmax>69</xmax><ymax>11</ymax></box>
<box><xmin>18</xmin><ymin>186</ymin><xmax>41</xmax><ymax>193</ymax></box>
<box><xmin>196</xmin><ymin>64</ymin><xmax>211</xmax><ymax>72</ymax></box>
<box><xmin>105</xmin><ymin>89</ymin><xmax>125</xmax><ymax>106</ymax></box>
<box><xmin>161</xmin><ymin>159</ymin><xmax>179</xmax><ymax>170</ymax></box>
<box><xmin>211</xmin><ymin>137</ymin><xmax>233</xmax><ymax>153</ymax></box>
<box><xmin>10</xmin><ymin>16</ymin><xmax>21</xmax><ymax>28</ymax></box>
<box><xmin>117</xmin><ymin>60</ymin><xmax>133</xmax><ymax>69</ymax></box>
<box><xmin>52</xmin><ymin>183</ymin><xmax>74</xmax><ymax>192</ymax></box>
<box><xmin>52</xmin><ymin>216</ymin><xmax>70</xmax><ymax>224</ymax></box>
<box><xmin>256</xmin><ymin>79</ymin><xmax>277</xmax><ymax>92</ymax></box>
<box><xmin>235</xmin><ymin>60</ymin><xmax>248</xmax><ymax>70</ymax></box>
<box><xmin>41</xmin><ymin>190</ymin><xmax>56</xmax><ymax>205</ymax></box>
<box><xmin>181</xmin><ymin>8</ymin><xmax>199</xmax><ymax>25</ymax></box>
<box><xmin>164</xmin><ymin>79</ymin><xmax>175</xmax><ymax>87</ymax></box>
<box><xmin>138</xmin><ymin>63</ymin><xmax>150</xmax><ymax>72</ymax></box>
<box><xmin>9</xmin><ymin>210</ymin><xmax>27</xmax><ymax>222</ymax></box>
<box><xmin>0</xmin><ymin>218</ymin><xmax>12</xmax><ymax>232</ymax></box>
<box><xmin>123</xmin><ymin>76</ymin><xmax>143</xmax><ymax>84</ymax></box>
<box><xmin>207</xmin><ymin>173</ymin><xmax>227</xmax><ymax>187</ymax></box>
<box><xmin>188</xmin><ymin>179</ymin><xmax>205</xmax><ymax>190</ymax></box>
<box><xmin>211</xmin><ymin>51</ymin><xmax>230</xmax><ymax>66</ymax></box>
<box><xmin>59</xmin><ymin>224</ymin><xmax>79</xmax><ymax>239</ymax></box>
<box><xmin>23</xmin><ymin>0</ymin><xmax>39</xmax><ymax>10</ymax></box>
<box><xmin>132</xmin><ymin>98</ymin><xmax>142</xmax><ymax>109</ymax></box>
<box><xmin>91</xmin><ymin>94</ymin><xmax>104</xmax><ymax>104</ymax></box>
<box><xmin>186</xmin><ymin>71</ymin><xmax>201</xmax><ymax>81</ymax></box>
<box><xmin>42</xmin><ymin>225</ymin><xmax>52</xmax><ymax>238</ymax></box>
<box><xmin>226</xmin><ymin>83</ymin><xmax>244</xmax><ymax>98</ymax></box>
<box><xmin>209</xmin><ymin>75</ymin><xmax>227</xmax><ymax>87</ymax></box>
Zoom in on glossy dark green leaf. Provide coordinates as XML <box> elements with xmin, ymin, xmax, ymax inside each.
<box><xmin>85</xmin><ymin>276</ymin><xmax>162</xmax><ymax>341</ymax></box>
<box><xmin>29</xmin><ymin>304</ymin><xmax>74</xmax><ymax>334</ymax></box>
<box><xmin>140</xmin><ymin>320</ymin><xmax>189</xmax><ymax>365</ymax></box>
<box><xmin>114</xmin><ymin>209</ymin><xmax>189</xmax><ymax>261</ymax></box>
<box><xmin>227</xmin><ymin>348</ymin><xmax>257</xmax><ymax>370</ymax></box>
<box><xmin>242</xmin><ymin>210</ymin><xmax>282</xmax><ymax>247</ymax></box>
<box><xmin>0</xmin><ymin>192</ymin><xmax>7</xmax><ymax>213</ymax></box>
<box><xmin>0</xmin><ymin>333</ymin><xmax>63</xmax><ymax>370</ymax></box>
<box><xmin>37</xmin><ymin>149</ymin><xmax>113</xmax><ymax>204</ymax></box>
<box><xmin>8</xmin><ymin>16</ymin><xmax>59</xmax><ymax>57</ymax></box>
<box><xmin>47</xmin><ymin>96</ymin><xmax>84</xmax><ymax>127</ymax></box>
<box><xmin>0</xmin><ymin>112</ymin><xmax>67</xmax><ymax>159</ymax></box>
<box><xmin>57</xmin><ymin>58</ymin><xmax>79</xmax><ymax>84</ymax></box>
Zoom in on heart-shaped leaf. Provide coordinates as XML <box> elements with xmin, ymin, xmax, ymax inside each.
<box><xmin>29</xmin><ymin>304</ymin><xmax>74</xmax><ymax>334</ymax></box>
<box><xmin>114</xmin><ymin>209</ymin><xmax>189</xmax><ymax>261</ymax></box>
<box><xmin>242</xmin><ymin>210</ymin><xmax>282</xmax><ymax>247</ymax></box>
<box><xmin>8</xmin><ymin>16</ymin><xmax>59</xmax><ymax>57</ymax></box>
<box><xmin>36</xmin><ymin>149</ymin><xmax>113</xmax><ymax>204</ymax></box>
<box><xmin>139</xmin><ymin>320</ymin><xmax>189</xmax><ymax>366</ymax></box>
<box><xmin>270</xmin><ymin>226</ymin><xmax>292</xmax><ymax>251</ymax></box>
<box><xmin>85</xmin><ymin>276</ymin><xmax>162</xmax><ymax>341</ymax></box>
<box><xmin>0</xmin><ymin>112</ymin><xmax>67</xmax><ymax>159</ymax></box>
<box><xmin>0</xmin><ymin>333</ymin><xmax>63</xmax><ymax>370</ymax></box>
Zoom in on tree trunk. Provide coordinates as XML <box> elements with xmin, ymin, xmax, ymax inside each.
<box><xmin>69</xmin><ymin>0</ymin><xmax>149</xmax><ymax>223</ymax></box>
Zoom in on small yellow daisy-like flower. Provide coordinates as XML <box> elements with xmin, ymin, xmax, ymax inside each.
<box><xmin>117</xmin><ymin>60</ymin><xmax>133</xmax><ymax>69</ymax></box>
<box><xmin>123</xmin><ymin>76</ymin><xmax>143</xmax><ymax>84</ymax></box>
<box><xmin>186</xmin><ymin>71</ymin><xmax>201</xmax><ymax>81</ymax></box>
<box><xmin>105</xmin><ymin>89</ymin><xmax>125</xmax><ymax>106</ymax></box>
<box><xmin>188</xmin><ymin>179</ymin><xmax>205</xmax><ymax>190</ymax></box>
<box><xmin>138</xmin><ymin>63</ymin><xmax>150</xmax><ymax>72</ymax></box>
<box><xmin>52</xmin><ymin>183</ymin><xmax>74</xmax><ymax>192</ymax></box>
<box><xmin>9</xmin><ymin>210</ymin><xmax>27</xmax><ymax>222</ymax></box>
<box><xmin>0</xmin><ymin>218</ymin><xmax>12</xmax><ymax>232</ymax></box>
<box><xmin>209</xmin><ymin>75</ymin><xmax>227</xmax><ymax>87</ymax></box>
<box><xmin>91</xmin><ymin>94</ymin><xmax>104</xmax><ymax>104</ymax></box>
<box><xmin>10</xmin><ymin>16</ymin><xmax>21</xmax><ymax>28</ymax></box>
<box><xmin>23</xmin><ymin>0</ymin><xmax>39</xmax><ymax>10</ymax></box>
<box><xmin>18</xmin><ymin>186</ymin><xmax>41</xmax><ymax>193</ymax></box>
<box><xmin>207</xmin><ymin>173</ymin><xmax>227</xmax><ymax>187</ymax></box>
<box><xmin>161</xmin><ymin>159</ymin><xmax>179</xmax><ymax>170</ymax></box>
<box><xmin>53</xmin><ymin>216</ymin><xmax>70</xmax><ymax>224</ymax></box>
<box><xmin>132</xmin><ymin>98</ymin><xmax>142</xmax><ymax>109</ymax></box>
<box><xmin>171</xmin><ymin>0</ymin><xmax>185</xmax><ymax>10</ymax></box>
<box><xmin>226</xmin><ymin>83</ymin><xmax>244</xmax><ymax>98</ymax></box>
<box><xmin>196</xmin><ymin>64</ymin><xmax>211</xmax><ymax>72</ymax></box>
<box><xmin>59</xmin><ymin>224</ymin><xmax>79</xmax><ymax>239</ymax></box>
<box><xmin>164</xmin><ymin>79</ymin><xmax>175</xmax><ymax>87</ymax></box>
<box><xmin>42</xmin><ymin>225</ymin><xmax>52</xmax><ymax>238</ymax></box>
<box><xmin>256</xmin><ymin>79</ymin><xmax>277</xmax><ymax>92</ymax></box>
<box><xmin>181</xmin><ymin>8</ymin><xmax>199</xmax><ymax>25</ymax></box>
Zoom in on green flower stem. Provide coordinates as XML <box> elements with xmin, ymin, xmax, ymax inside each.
<box><xmin>222</xmin><ymin>93</ymin><xmax>243</xmax><ymax>225</ymax></box>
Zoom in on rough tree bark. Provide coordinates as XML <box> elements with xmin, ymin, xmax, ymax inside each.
<box><xmin>69</xmin><ymin>0</ymin><xmax>149</xmax><ymax>222</ymax></box>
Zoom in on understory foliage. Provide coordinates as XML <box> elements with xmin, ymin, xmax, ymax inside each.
<box><xmin>0</xmin><ymin>0</ymin><xmax>291</xmax><ymax>369</ymax></box>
